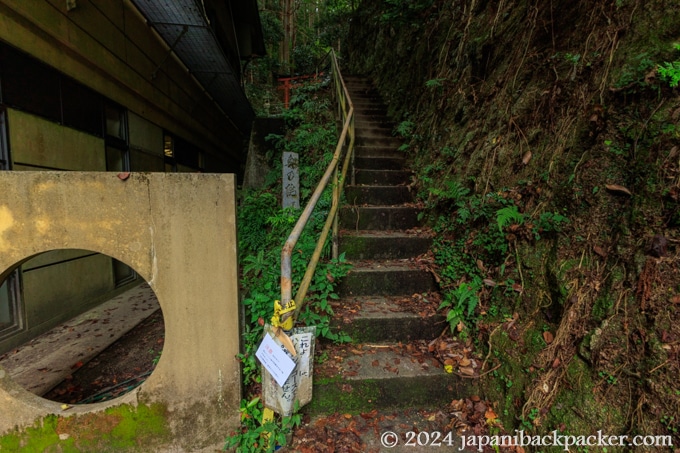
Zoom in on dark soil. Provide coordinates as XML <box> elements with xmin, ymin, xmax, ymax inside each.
<box><xmin>43</xmin><ymin>310</ymin><xmax>165</xmax><ymax>405</ymax></box>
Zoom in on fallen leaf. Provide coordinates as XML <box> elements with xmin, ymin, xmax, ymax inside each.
<box><xmin>543</xmin><ymin>331</ymin><xmax>554</xmax><ymax>344</ymax></box>
<box><xmin>605</xmin><ymin>184</ymin><xmax>632</xmax><ymax>196</ymax></box>
<box><xmin>459</xmin><ymin>366</ymin><xmax>475</xmax><ymax>376</ymax></box>
<box><xmin>593</xmin><ymin>245</ymin><xmax>607</xmax><ymax>257</ymax></box>
<box><xmin>483</xmin><ymin>278</ymin><xmax>497</xmax><ymax>287</ymax></box>
<box><xmin>459</xmin><ymin>358</ymin><xmax>471</xmax><ymax>367</ymax></box>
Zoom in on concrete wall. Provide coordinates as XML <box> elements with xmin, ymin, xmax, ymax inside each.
<box><xmin>0</xmin><ymin>171</ymin><xmax>241</xmax><ymax>452</ymax></box>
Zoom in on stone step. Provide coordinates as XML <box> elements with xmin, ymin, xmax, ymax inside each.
<box><xmin>355</xmin><ymin>127</ymin><xmax>394</xmax><ymax>140</ymax></box>
<box><xmin>308</xmin><ymin>344</ymin><xmax>469</xmax><ymax>414</ymax></box>
<box><xmin>345</xmin><ymin>185</ymin><xmax>412</xmax><ymax>205</ymax></box>
<box><xmin>330</xmin><ymin>296</ymin><xmax>445</xmax><ymax>343</ymax></box>
<box><xmin>339</xmin><ymin>206</ymin><xmax>421</xmax><ymax>231</ymax></box>
<box><xmin>354</xmin><ymin>155</ymin><xmax>405</xmax><ymax>171</ymax></box>
<box><xmin>354</xmin><ymin>146</ymin><xmax>404</xmax><ymax>159</ymax></box>
<box><xmin>338</xmin><ymin>261</ymin><xmax>436</xmax><ymax>297</ymax></box>
<box><xmin>340</xmin><ymin>231</ymin><xmax>431</xmax><ymax>260</ymax></box>
<box><xmin>356</xmin><ymin>136</ymin><xmax>402</xmax><ymax>148</ymax></box>
<box><xmin>354</xmin><ymin>112</ymin><xmax>392</xmax><ymax>123</ymax></box>
<box><xmin>353</xmin><ymin>105</ymin><xmax>387</xmax><ymax>116</ymax></box>
<box><xmin>355</xmin><ymin>169</ymin><xmax>411</xmax><ymax>186</ymax></box>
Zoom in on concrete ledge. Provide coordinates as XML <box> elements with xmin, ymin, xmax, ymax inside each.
<box><xmin>0</xmin><ymin>172</ymin><xmax>240</xmax><ymax>452</ymax></box>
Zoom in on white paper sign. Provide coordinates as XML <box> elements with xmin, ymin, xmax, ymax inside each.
<box><xmin>256</xmin><ymin>333</ymin><xmax>296</xmax><ymax>387</ymax></box>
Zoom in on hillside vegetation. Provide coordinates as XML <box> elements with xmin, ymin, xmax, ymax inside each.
<box><xmin>346</xmin><ymin>0</ymin><xmax>680</xmax><ymax>444</ymax></box>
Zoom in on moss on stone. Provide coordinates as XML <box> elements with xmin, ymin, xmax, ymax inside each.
<box><xmin>0</xmin><ymin>403</ymin><xmax>170</xmax><ymax>453</ymax></box>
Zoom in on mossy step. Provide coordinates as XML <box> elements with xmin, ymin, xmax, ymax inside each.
<box><xmin>353</xmin><ymin>106</ymin><xmax>387</xmax><ymax>116</ymax></box>
<box><xmin>355</xmin><ymin>127</ymin><xmax>394</xmax><ymax>140</ymax></box>
<box><xmin>354</xmin><ymin>155</ymin><xmax>405</xmax><ymax>171</ymax></box>
<box><xmin>340</xmin><ymin>231</ymin><xmax>431</xmax><ymax>260</ymax></box>
<box><xmin>307</xmin><ymin>345</ymin><xmax>471</xmax><ymax>415</ymax></box>
<box><xmin>338</xmin><ymin>262</ymin><xmax>436</xmax><ymax>297</ymax></box>
<box><xmin>355</xmin><ymin>169</ymin><xmax>411</xmax><ymax>186</ymax></box>
<box><xmin>345</xmin><ymin>185</ymin><xmax>412</xmax><ymax>206</ymax></box>
<box><xmin>330</xmin><ymin>296</ymin><xmax>445</xmax><ymax>342</ymax></box>
<box><xmin>354</xmin><ymin>146</ymin><xmax>403</xmax><ymax>159</ymax></box>
<box><xmin>339</xmin><ymin>206</ymin><xmax>421</xmax><ymax>230</ymax></box>
<box><xmin>356</xmin><ymin>136</ymin><xmax>402</xmax><ymax>148</ymax></box>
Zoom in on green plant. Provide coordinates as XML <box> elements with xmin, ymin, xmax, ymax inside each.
<box><xmin>532</xmin><ymin>211</ymin><xmax>569</xmax><ymax>239</ymax></box>
<box><xmin>598</xmin><ymin>370</ymin><xmax>618</xmax><ymax>386</ymax></box>
<box><xmin>148</xmin><ymin>348</ymin><xmax>161</xmax><ymax>366</ymax></box>
<box><xmin>224</xmin><ymin>398</ymin><xmax>301</xmax><ymax>452</ymax></box>
<box><xmin>496</xmin><ymin>205</ymin><xmax>524</xmax><ymax>232</ymax></box>
<box><xmin>425</xmin><ymin>78</ymin><xmax>446</xmax><ymax>88</ymax></box>
<box><xmin>439</xmin><ymin>279</ymin><xmax>482</xmax><ymax>333</ymax></box>
<box><xmin>658</xmin><ymin>61</ymin><xmax>680</xmax><ymax>87</ymax></box>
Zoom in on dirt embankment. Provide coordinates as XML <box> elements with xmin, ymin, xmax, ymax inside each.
<box><xmin>347</xmin><ymin>0</ymin><xmax>680</xmax><ymax>446</ymax></box>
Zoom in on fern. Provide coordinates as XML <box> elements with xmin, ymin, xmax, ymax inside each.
<box><xmin>429</xmin><ymin>180</ymin><xmax>470</xmax><ymax>205</ymax></box>
<box><xmin>496</xmin><ymin>205</ymin><xmax>524</xmax><ymax>232</ymax></box>
<box><xmin>658</xmin><ymin>61</ymin><xmax>680</xmax><ymax>87</ymax></box>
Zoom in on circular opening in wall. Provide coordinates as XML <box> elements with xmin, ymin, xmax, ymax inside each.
<box><xmin>0</xmin><ymin>249</ymin><xmax>164</xmax><ymax>405</ymax></box>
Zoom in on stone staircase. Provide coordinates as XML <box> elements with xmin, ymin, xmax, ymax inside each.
<box><xmin>307</xmin><ymin>76</ymin><xmax>469</xmax><ymax>414</ymax></box>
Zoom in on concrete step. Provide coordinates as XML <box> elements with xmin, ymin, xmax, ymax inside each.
<box><xmin>354</xmin><ymin>155</ymin><xmax>405</xmax><ymax>171</ymax></box>
<box><xmin>340</xmin><ymin>231</ymin><xmax>431</xmax><ymax>260</ymax></box>
<box><xmin>339</xmin><ymin>206</ymin><xmax>421</xmax><ymax>231</ymax></box>
<box><xmin>355</xmin><ymin>169</ymin><xmax>411</xmax><ymax>186</ymax></box>
<box><xmin>353</xmin><ymin>105</ymin><xmax>387</xmax><ymax>116</ymax></box>
<box><xmin>345</xmin><ymin>185</ymin><xmax>412</xmax><ymax>206</ymax></box>
<box><xmin>308</xmin><ymin>344</ymin><xmax>469</xmax><ymax>414</ymax></box>
<box><xmin>354</xmin><ymin>112</ymin><xmax>392</xmax><ymax>123</ymax></box>
<box><xmin>338</xmin><ymin>261</ymin><xmax>436</xmax><ymax>297</ymax></box>
<box><xmin>355</xmin><ymin>146</ymin><xmax>404</xmax><ymax>159</ymax></box>
<box><xmin>356</xmin><ymin>136</ymin><xmax>402</xmax><ymax>148</ymax></box>
<box><xmin>330</xmin><ymin>296</ymin><xmax>444</xmax><ymax>343</ymax></box>
<box><xmin>354</xmin><ymin>117</ymin><xmax>394</xmax><ymax>129</ymax></box>
<box><xmin>356</xmin><ymin>127</ymin><xmax>394</xmax><ymax>140</ymax></box>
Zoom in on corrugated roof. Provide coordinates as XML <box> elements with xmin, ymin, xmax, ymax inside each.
<box><xmin>130</xmin><ymin>0</ymin><xmax>256</xmax><ymax>136</ymax></box>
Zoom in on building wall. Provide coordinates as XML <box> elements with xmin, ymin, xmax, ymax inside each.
<box><xmin>0</xmin><ymin>0</ymin><xmax>245</xmax><ymax>166</ymax></box>
<box><xmin>0</xmin><ymin>0</ymin><xmax>255</xmax><ymax>353</ymax></box>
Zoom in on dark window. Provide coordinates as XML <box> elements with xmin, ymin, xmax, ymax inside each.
<box><xmin>105</xmin><ymin>102</ymin><xmax>129</xmax><ymax>171</ymax></box>
<box><xmin>61</xmin><ymin>77</ymin><xmax>103</xmax><ymax>137</ymax></box>
<box><xmin>0</xmin><ymin>108</ymin><xmax>9</xmax><ymax>170</ymax></box>
<box><xmin>0</xmin><ymin>44</ymin><xmax>61</xmax><ymax>122</ymax></box>
<box><xmin>173</xmin><ymin>136</ymin><xmax>204</xmax><ymax>170</ymax></box>
<box><xmin>0</xmin><ymin>270</ymin><xmax>23</xmax><ymax>340</ymax></box>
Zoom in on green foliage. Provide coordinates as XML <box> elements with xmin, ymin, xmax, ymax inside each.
<box><xmin>425</xmin><ymin>78</ymin><xmax>446</xmax><ymax>88</ymax></box>
<box><xmin>658</xmin><ymin>61</ymin><xmax>680</xmax><ymax>87</ymax></box>
<box><xmin>224</xmin><ymin>398</ymin><xmax>301</xmax><ymax>452</ymax></box>
<box><xmin>496</xmin><ymin>205</ymin><xmax>524</xmax><ymax>232</ymax></box>
<box><xmin>614</xmin><ymin>53</ymin><xmax>656</xmax><ymax>91</ymax></box>
<box><xmin>394</xmin><ymin>120</ymin><xmax>415</xmax><ymax>138</ymax></box>
<box><xmin>532</xmin><ymin>212</ymin><xmax>569</xmax><ymax>239</ymax></box>
<box><xmin>237</xmin><ymin>79</ymin><xmax>352</xmax><ymax>391</ymax></box>
<box><xmin>438</xmin><ymin>279</ymin><xmax>482</xmax><ymax>333</ymax></box>
<box><xmin>379</xmin><ymin>0</ymin><xmax>435</xmax><ymax>26</ymax></box>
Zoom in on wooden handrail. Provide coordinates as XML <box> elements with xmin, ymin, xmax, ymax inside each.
<box><xmin>279</xmin><ymin>50</ymin><xmax>354</xmax><ymax>326</ymax></box>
